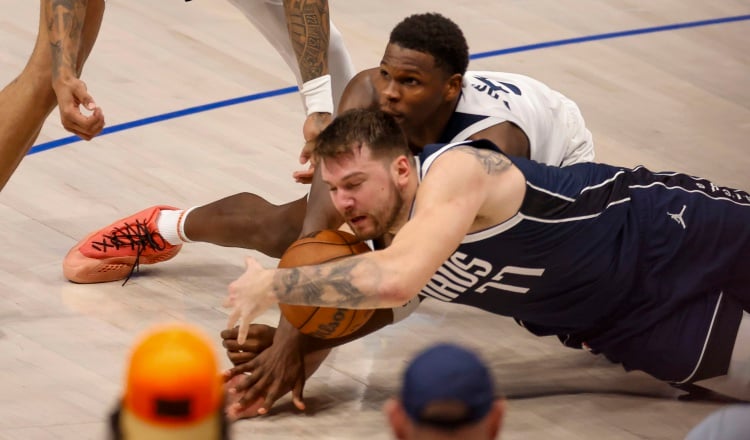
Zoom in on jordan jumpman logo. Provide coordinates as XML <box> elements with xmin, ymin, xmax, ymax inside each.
<box><xmin>668</xmin><ymin>205</ymin><xmax>687</xmax><ymax>229</ymax></box>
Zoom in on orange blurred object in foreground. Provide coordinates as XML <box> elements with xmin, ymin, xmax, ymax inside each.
<box><xmin>115</xmin><ymin>323</ymin><xmax>226</xmax><ymax>440</ymax></box>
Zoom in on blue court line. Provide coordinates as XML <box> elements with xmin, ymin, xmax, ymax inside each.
<box><xmin>470</xmin><ymin>14</ymin><xmax>750</xmax><ymax>59</ymax></box>
<box><xmin>28</xmin><ymin>13</ymin><xmax>750</xmax><ymax>155</ymax></box>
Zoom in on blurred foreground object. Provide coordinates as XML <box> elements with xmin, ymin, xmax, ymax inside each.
<box><xmin>109</xmin><ymin>323</ymin><xmax>229</xmax><ymax>440</ymax></box>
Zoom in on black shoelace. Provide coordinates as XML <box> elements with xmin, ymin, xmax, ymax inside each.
<box><xmin>90</xmin><ymin>220</ymin><xmax>169</xmax><ymax>286</ymax></box>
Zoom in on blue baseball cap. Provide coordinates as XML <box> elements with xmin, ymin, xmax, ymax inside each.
<box><xmin>401</xmin><ymin>343</ymin><xmax>496</xmax><ymax>429</ymax></box>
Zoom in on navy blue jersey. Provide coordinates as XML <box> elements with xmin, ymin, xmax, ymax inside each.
<box><xmin>415</xmin><ymin>140</ymin><xmax>750</xmax><ymax>381</ymax></box>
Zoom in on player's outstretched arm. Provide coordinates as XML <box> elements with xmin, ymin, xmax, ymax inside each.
<box><xmin>220</xmin><ymin>148</ymin><xmax>497</xmax><ymax>419</ymax></box>
<box><xmin>220</xmin><ymin>147</ymin><xmax>499</xmax><ymax>417</ymax></box>
<box><xmin>225</xmin><ymin>147</ymin><xmax>503</xmax><ymax>344</ymax></box>
<box><xmin>220</xmin><ymin>161</ymin><xmax>420</xmax><ymax>417</ymax></box>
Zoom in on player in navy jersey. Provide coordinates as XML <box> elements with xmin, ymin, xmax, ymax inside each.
<box><xmin>64</xmin><ymin>12</ymin><xmax>599</xmax><ymax>414</ymax></box>
<box><xmin>223</xmin><ymin>108</ymin><xmax>749</xmax><ymax>417</ymax></box>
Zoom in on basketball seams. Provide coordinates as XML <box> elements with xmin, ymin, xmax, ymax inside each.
<box><xmin>277</xmin><ymin>230</ymin><xmax>374</xmax><ymax>339</ymax></box>
<box><xmin>296</xmin><ymin>307</ymin><xmax>322</xmax><ymax>330</ymax></box>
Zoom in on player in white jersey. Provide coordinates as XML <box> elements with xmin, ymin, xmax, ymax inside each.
<box><xmin>447</xmin><ymin>71</ymin><xmax>593</xmax><ymax>166</ymax></box>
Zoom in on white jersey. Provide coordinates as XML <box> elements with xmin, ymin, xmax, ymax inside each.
<box><xmin>438</xmin><ymin>71</ymin><xmax>595</xmax><ymax>166</ymax></box>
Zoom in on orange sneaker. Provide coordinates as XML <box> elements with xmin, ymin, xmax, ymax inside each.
<box><xmin>63</xmin><ymin>205</ymin><xmax>183</xmax><ymax>284</ymax></box>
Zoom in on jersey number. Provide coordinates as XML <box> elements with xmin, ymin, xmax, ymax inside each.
<box><xmin>476</xmin><ymin>265</ymin><xmax>545</xmax><ymax>294</ymax></box>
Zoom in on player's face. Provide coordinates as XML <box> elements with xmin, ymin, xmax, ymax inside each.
<box><xmin>321</xmin><ymin>146</ymin><xmax>405</xmax><ymax>240</ymax></box>
<box><xmin>376</xmin><ymin>44</ymin><xmax>452</xmax><ymax>144</ymax></box>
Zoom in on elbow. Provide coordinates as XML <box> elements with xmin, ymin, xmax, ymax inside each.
<box><xmin>378</xmin><ymin>278</ymin><xmax>419</xmax><ymax>308</ymax></box>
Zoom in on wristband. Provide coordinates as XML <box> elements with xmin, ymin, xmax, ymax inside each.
<box><xmin>300</xmin><ymin>74</ymin><xmax>334</xmax><ymax>116</ymax></box>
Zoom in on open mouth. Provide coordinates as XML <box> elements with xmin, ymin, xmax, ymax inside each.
<box><xmin>348</xmin><ymin>215</ymin><xmax>367</xmax><ymax>227</ymax></box>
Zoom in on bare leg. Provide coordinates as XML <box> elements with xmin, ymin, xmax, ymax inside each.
<box><xmin>0</xmin><ymin>0</ymin><xmax>104</xmax><ymax>191</ymax></box>
<box><xmin>184</xmin><ymin>193</ymin><xmax>309</xmax><ymax>259</ymax></box>
<box><xmin>183</xmin><ymin>158</ymin><xmax>342</xmax><ymax>257</ymax></box>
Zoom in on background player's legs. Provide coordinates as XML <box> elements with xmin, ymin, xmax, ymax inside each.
<box><xmin>226</xmin><ymin>0</ymin><xmax>355</xmax><ymax>110</ymax></box>
<box><xmin>183</xmin><ymin>193</ymin><xmax>308</xmax><ymax>258</ymax></box>
<box><xmin>0</xmin><ymin>0</ymin><xmax>104</xmax><ymax>190</ymax></box>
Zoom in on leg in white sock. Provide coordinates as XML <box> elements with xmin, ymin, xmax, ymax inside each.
<box><xmin>156</xmin><ymin>208</ymin><xmax>198</xmax><ymax>245</ymax></box>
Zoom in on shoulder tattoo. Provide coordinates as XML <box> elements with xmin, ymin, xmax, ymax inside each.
<box><xmin>456</xmin><ymin>146</ymin><xmax>512</xmax><ymax>175</ymax></box>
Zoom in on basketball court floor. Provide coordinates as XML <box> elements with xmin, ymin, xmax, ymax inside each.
<box><xmin>1</xmin><ymin>1</ymin><xmax>748</xmax><ymax>438</ymax></box>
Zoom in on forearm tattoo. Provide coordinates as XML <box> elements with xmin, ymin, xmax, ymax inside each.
<box><xmin>284</xmin><ymin>0</ymin><xmax>330</xmax><ymax>81</ymax></box>
<box><xmin>45</xmin><ymin>0</ymin><xmax>87</xmax><ymax>79</ymax></box>
<box><xmin>273</xmin><ymin>255</ymin><xmax>382</xmax><ymax>308</ymax></box>
<box><xmin>457</xmin><ymin>146</ymin><xmax>513</xmax><ymax>175</ymax></box>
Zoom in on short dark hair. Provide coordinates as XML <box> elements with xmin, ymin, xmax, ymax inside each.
<box><xmin>389</xmin><ymin>13</ymin><xmax>469</xmax><ymax>76</ymax></box>
<box><xmin>314</xmin><ymin>109</ymin><xmax>410</xmax><ymax>161</ymax></box>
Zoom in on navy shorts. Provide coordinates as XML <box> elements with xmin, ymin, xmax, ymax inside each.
<box><xmin>586</xmin><ymin>169</ymin><xmax>750</xmax><ymax>382</ymax></box>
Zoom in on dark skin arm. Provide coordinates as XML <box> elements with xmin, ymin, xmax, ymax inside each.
<box><xmin>45</xmin><ymin>0</ymin><xmax>105</xmax><ymax>140</ymax></box>
<box><xmin>221</xmin><ymin>308</ymin><xmax>394</xmax><ymax>367</ymax></box>
<box><xmin>468</xmin><ymin>121</ymin><xmax>530</xmax><ymax>159</ymax></box>
<box><xmin>284</xmin><ymin>0</ymin><xmax>335</xmax><ymax>183</ymax></box>
<box><xmin>283</xmin><ymin>0</ymin><xmax>329</xmax><ymax>82</ymax></box>
<box><xmin>336</xmin><ymin>68</ymin><xmax>379</xmax><ymax>112</ymax></box>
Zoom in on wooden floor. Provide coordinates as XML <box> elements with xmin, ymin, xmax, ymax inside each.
<box><xmin>1</xmin><ymin>1</ymin><xmax>748</xmax><ymax>439</ymax></box>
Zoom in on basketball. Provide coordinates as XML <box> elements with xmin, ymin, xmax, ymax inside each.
<box><xmin>277</xmin><ymin>230</ymin><xmax>376</xmax><ymax>339</ymax></box>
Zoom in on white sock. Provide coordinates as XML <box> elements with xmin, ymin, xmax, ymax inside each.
<box><xmin>156</xmin><ymin>208</ymin><xmax>196</xmax><ymax>245</ymax></box>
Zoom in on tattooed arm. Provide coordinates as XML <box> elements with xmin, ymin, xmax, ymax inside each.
<box><xmin>225</xmin><ymin>146</ymin><xmax>525</xmax><ymax>342</ymax></box>
<box><xmin>284</xmin><ymin>0</ymin><xmax>329</xmax><ymax>83</ymax></box>
<box><xmin>44</xmin><ymin>0</ymin><xmax>105</xmax><ymax>140</ymax></box>
<box><xmin>284</xmin><ymin>0</ymin><xmax>336</xmax><ymax>183</ymax></box>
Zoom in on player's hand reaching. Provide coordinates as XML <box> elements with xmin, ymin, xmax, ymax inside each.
<box><xmin>293</xmin><ymin>112</ymin><xmax>332</xmax><ymax>184</ymax></box>
<box><xmin>224</xmin><ymin>256</ymin><xmax>279</xmax><ymax>343</ymax></box>
<box><xmin>221</xmin><ymin>324</ymin><xmax>275</xmax><ymax>366</ymax></box>
<box><xmin>52</xmin><ymin>74</ymin><xmax>105</xmax><ymax>140</ymax></box>
<box><xmin>223</xmin><ymin>319</ymin><xmax>330</xmax><ymax>419</ymax></box>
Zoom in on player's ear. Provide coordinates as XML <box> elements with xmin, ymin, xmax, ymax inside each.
<box><xmin>487</xmin><ymin>398</ymin><xmax>506</xmax><ymax>439</ymax></box>
<box><xmin>384</xmin><ymin>398</ymin><xmax>409</xmax><ymax>440</ymax></box>
<box><xmin>444</xmin><ymin>73</ymin><xmax>463</xmax><ymax>102</ymax></box>
<box><xmin>393</xmin><ymin>155</ymin><xmax>411</xmax><ymax>187</ymax></box>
